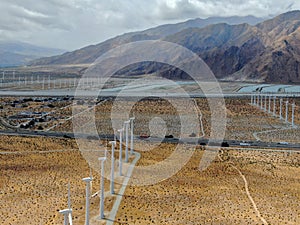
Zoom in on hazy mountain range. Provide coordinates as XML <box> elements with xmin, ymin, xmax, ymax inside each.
<box><xmin>28</xmin><ymin>11</ymin><xmax>300</xmax><ymax>83</ymax></box>
<box><xmin>0</xmin><ymin>42</ymin><xmax>64</xmax><ymax>67</ymax></box>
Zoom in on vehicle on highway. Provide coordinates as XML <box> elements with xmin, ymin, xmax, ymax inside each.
<box><xmin>240</xmin><ymin>142</ymin><xmax>251</xmax><ymax>146</ymax></box>
<box><xmin>278</xmin><ymin>141</ymin><xmax>289</xmax><ymax>145</ymax></box>
<box><xmin>139</xmin><ymin>134</ymin><xmax>150</xmax><ymax>139</ymax></box>
<box><xmin>165</xmin><ymin>135</ymin><xmax>174</xmax><ymax>139</ymax></box>
<box><xmin>221</xmin><ymin>142</ymin><xmax>230</xmax><ymax>147</ymax></box>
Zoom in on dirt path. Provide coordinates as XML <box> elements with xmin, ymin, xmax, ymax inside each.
<box><xmin>218</xmin><ymin>153</ymin><xmax>268</xmax><ymax>225</ymax></box>
<box><xmin>46</xmin><ymin>99</ymin><xmax>107</xmax><ymax>131</ymax></box>
<box><xmin>249</xmin><ymin>102</ymin><xmax>294</xmax><ymax>142</ymax></box>
<box><xmin>0</xmin><ymin>149</ymin><xmax>77</xmax><ymax>155</ymax></box>
<box><xmin>231</xmin><ymin>165</ymin><xmax>268</xmax><ymax>225</ymax></box>
<box><xmin>253</xmin><ymin>126</ymin><xmax>291</xmax><ymax>142</ymax></box>
<box><xmin>106</xmin><ymin>152</ymin><xmax>141</xmax><ymax>225</ymax></box>
<box><xmin>193</xmin><ymin>99</ymin><xmax>205</xmax><ymax>138</ymax></box>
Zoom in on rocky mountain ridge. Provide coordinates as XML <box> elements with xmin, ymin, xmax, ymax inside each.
<box><xmin>28</xmin><ymin>11</ymin><xmax>300</xmax><ymax>83</ymax></box>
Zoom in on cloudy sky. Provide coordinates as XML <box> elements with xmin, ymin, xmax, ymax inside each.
<box><xmin>0</xmin><ymin>0</ymin><xmax>299</xmax><ymax>50</ymax></box>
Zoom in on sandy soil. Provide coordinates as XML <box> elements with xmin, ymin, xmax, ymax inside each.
<box><xmin>1</xmin><ymin>137</ymin><xmax>299</xmax><ymax>225</ymax></box>
<box><xmin>0</xmin><ymin>136</ymin><xmax>110</xmax><ymax>225</ymax></box>
<box><xmin>1</xmin><ymin>96</ymin><xmax>300</xmax><ymax>225</ymax></box>
<box><xmin>115</xmin><ymin>147</ymin><xmax>300</xmax><ymax>224</ymax></box>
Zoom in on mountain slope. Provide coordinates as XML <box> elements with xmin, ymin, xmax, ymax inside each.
<box><xmin>0</xmin><ymin>41</ymin><xmax>65</xmax><ymax>67</ymax></box>
<box><xmin>0</xmin><ymin>51</ymin><xmax>37</xmax><ymax>67</ymax></box>
<box><xmin>27</xmin><ymin>10</ymin><xmax>300</xmax><ymax>84</ymax></box>
<box><xmin>227</xmin><ymin>11</ymin><xmax>300</xmax><ymax>83</ymax></box>
<box><xmin>28</xmin><ymin>15</ymin><xmax>263</xmax><ymax>66</ymax></box>
<box><xmin>163</xmin><ymin>10</ymin><xmax>300</xmax><ymax>82</ymax></box>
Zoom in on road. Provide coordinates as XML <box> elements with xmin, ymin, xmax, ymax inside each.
<box><xmin>0</xmin><ymin>129</ymin><xmax>299</xmax><ymax>151</ymax></box>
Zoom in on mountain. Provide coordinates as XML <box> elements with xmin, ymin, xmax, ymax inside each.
<box><xmin>28</xmin><ymin>15</ymin><xmax>263</xmax><ymax>66</ymax></box>
<box><xmin>154</xmin><ymin>10</ymin><xmax>300</xmax><ymax>83</ymax></box>
<box><xmin>27</xmin><ymin>11</ymin><xmax>300</xmax><ymax>84</ymax></box>
<box><xmin>136</xmin><ymin>15</ymin><xmax>262</xmax><ymax>37</ymax></box>
<box><xmin>236</xmin><ymin>11</ymin><xmax>300</xmax><ymax>83</ymax></box>
<box><xmin>0</xmin><ymin>41</ymin><xmax>65</xmax><ymax>67</ymax></box>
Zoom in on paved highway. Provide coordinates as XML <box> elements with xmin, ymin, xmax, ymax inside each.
<box><xmin>0</xmin><ymin>129</ymin><xmax>299</xmax><ymax>151</ymax></box>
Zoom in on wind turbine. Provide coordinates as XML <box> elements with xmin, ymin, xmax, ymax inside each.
<box><xmin>48</xmin><ymin>75</ymin><xmax>51</xmax><ymax>89</ymax></box>
<box><xmin>59</xmin><ymin>183</ymin><xmax>73</xmax><ymax>225</ymax></box>
<box><xmin>268</xmin><ymin>95</ymin><xmax>271</xmax><ymax>113</ymax></box>
<box><xmin>59</xmin><ymin>209</ymin><xmax>73</xmax><ymax>225</ymax></box>
<box><xmin>285</xmin><ymin>100</ymin><xmax>289</xmax><ymax>123</ymax></box>
<box><xmin>98</xmin><ymin>156</ymin><xmax>106</xmax><ymax>219</ymax></box>
<box><xmin>124</xmin><ymin>120</ymin><xmax>130</xmax><ymax>163</ymax></box>
<box><xmin>130</xmin><ymin>117</ymin><xmax>135</xmax><ymax>155</ymax></box>
<box><xmin>292</xmin><ymin>102</ymin><xmax>296</xmax><ymax>127</ymax></box>
<box><xmin>273</xmin><ymin>96</ymin><xmax>276</xmax><ymax>116</ymax></box>
<box><xmin>279</xmin><ymin>98</ymin><xmax>283</xmax><ymax>120</ymax></box>
<box><xmin>117</xmin><ymin>128</ymin><xmax>124</xmax><ymax>176</ymax></box>
<box><xmin>82</xmin><ymin>177</ymin><xmax>93</xmax><ymax>225</ymax></box>
<box><xmin>109</xmin><ymin>140</ymin><xmax>116</xmax><ymax>194</ymax></box>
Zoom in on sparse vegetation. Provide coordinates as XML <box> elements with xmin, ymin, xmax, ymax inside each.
<box><xmin>1</xmin><ymin>96</ymin><xmax>300</xmax><ymax>225</ymax></box>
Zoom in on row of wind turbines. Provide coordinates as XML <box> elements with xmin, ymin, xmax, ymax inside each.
<box><xmin>250</xmin><ymin>94</ymin><xmax>297</xmax><ymax>127</ymax></box>
<box><xmin>59</xmin><ymin>118</ymin><xmax>135</xmax><ymax>225</ymax></box>
<box><xmin>0</xmin><ymin>71</ymin><xmax>106</xmax><ymax>90</ymax></box>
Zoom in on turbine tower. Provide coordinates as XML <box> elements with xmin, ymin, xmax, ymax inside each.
<box><xmin>59</xmin><ymin>183</ymin><xmax>73</xmax><ymax>225</ymax></box>
<box><xmin>285</xmin><ymin>100</ymin><xmax>289</xmax><ymax>123</ymax></box>
<box><xmin>292</xmin><ymin>102</ymin><xmax>296</xmax><ymax>127</ymax></box>
<box><xmin>109</xmin><ymin>140</ymin><xmax>116</xmax><ymax>194</ymax></box>
<box><xmin>130</xmin><ymin>117</ymin><xmax>135</xmax><ymax>155</ymax></box>
<box><xmin>118</xmin><ymin>128</ymin><xmax>124</xmax><ymax>176</ymax></box>
<box><xmin>59</xmin><ymin>209</ymin><xmax>73</xmax><ymax>225</ymax></box>
<box><xmin>279</xmin><ymin>98</ymin><xmax>283</xmax><ymax>120</ymax></box>
<box><xmin>82</xmin><ymin>177</ymin><xmax>93</xmax><ymax>225</ymax></box>
<box><xmin>124</xmin><ymin>120</ymin><xmax>130</xmax><ymax>163</ymax></box>
<box><xmin>98</xmin><ymin>156</ymin><xmax>106</xmax><ymax>219</ymax></box>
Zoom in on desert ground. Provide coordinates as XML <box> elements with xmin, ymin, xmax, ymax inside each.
<box><xmin>52</xmin><ymin>97</ymin><xmax>300</xmax><ymax>143</ymax></box>
<box><xmin>115</xmin><ymin>146</ymin><xmax>300</xmax><ymax>224</ymax></box>
<box><xmin>1</xmin><ymin>136</ymin><xmax>299</xmax><ymax>224</ymax></box>
<box><xmin>1</xmin><ymin>96</ymin><xmax>300</xmax><ymax>225</ymax></box>
<box><xmin>1</xmin><ymin>95</ymin><xmax>300</xmax><ymax>143</ymax></box>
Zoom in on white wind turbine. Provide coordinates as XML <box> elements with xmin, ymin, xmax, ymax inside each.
<box><xmin>117</xmin><ymin>128</ymin><xmax>124</xmax><ymax>176</ymax></box>
<box><xmin>130</xmin><ymin>117</ymin><xmax>135</xmax><ymax>155</ymax></box>
<box><xmin>82</xmin><ymin>177</ymin><xmax>93</xmax><ymax>225</ymax></box>
<box><xmin>124</xmin><ymin>120</ymin><xmax>130</xmax><ymax>163</ymax></box>
<box><xmin>59</xmin><ymin>182</ymin><xmax>73</xmax><ymax>225</ymax></box>
<box><xmin>98</xmin><ymin>156</ymin><xmax>106</xmax><ymax>219</ymax></box>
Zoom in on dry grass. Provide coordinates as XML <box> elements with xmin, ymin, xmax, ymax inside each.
<box><xmin>1</xmin><ymin>97</ymin><xmax>300</xmax><ymax>225</ymax></box>
<box><xmin>1</xmin><ymin>139</ymin><xmax>299</xmax><ymax>224</ymax></box>
<box><xmin>0</xmin><ymin>136</ymin><xmax>114</xmax><ymax>225</ymax></box>
<box><xmin>115</xmin><ymin>147</ymin><xmax>300</xmax><ymax>224</ymax></box>
<box><xmin>54</xmin><ymin>98</ymin><xmax>298</xmax><ymax>142</ymax></box>
<box><xmin>2</xmin><ymin>96</ymin><xmax>294</xmax><ymax>143</ymax></box>
<box><xmin>0</xmin><ymin>135</ymin><xmax>136</xmax><ymax>225</ymax></box>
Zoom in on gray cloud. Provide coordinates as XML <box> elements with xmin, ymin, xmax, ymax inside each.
<box><xmin>0</xmin><ymin>0</ymin><xmax>299</xmax><ymax>50</ymax></box>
